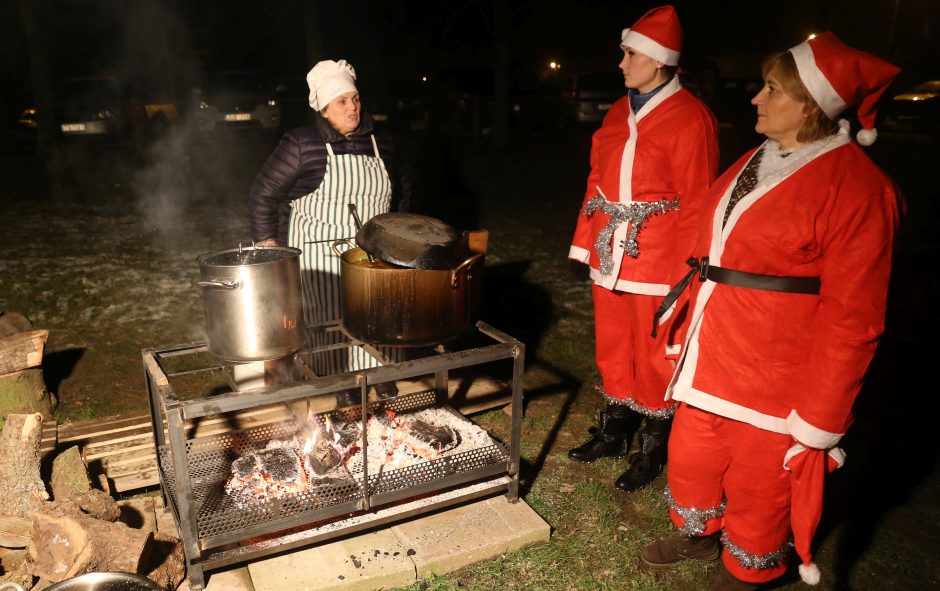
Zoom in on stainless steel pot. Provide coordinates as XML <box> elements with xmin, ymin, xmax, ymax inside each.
<box><xmin>43</xmin><ymin>572</ymin><xmax>164</xmax><ymax>591</ymax></box>
<box><xmin>197</xmin><ymin>245</ymin><xmax>304</xmax><ymax>361</ymax></box>
<box><xmin>333</xmin><ymin>242</ymin><xmax>483</xmax><ymax>346</ymax></box>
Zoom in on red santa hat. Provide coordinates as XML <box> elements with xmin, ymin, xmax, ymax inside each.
<box><xmin>784</xmin><ymin>444</ymin><xmax>846</xmax><ymax>585</ymax></box>
<box><xmin>788</xmin><ymin>32</ymin><xmax>900</xmax><ymax>146</ymax></box>
<box><xmin>620</xmin><ymin>5</ymin><xmax>682</xmax><ymax>66</ymax></box>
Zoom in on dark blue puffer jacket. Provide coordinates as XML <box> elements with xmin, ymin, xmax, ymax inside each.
<box><xmin>248</xmin><ymin>111</ymin><xmax>412</xmax><ymax>244</ymax></box>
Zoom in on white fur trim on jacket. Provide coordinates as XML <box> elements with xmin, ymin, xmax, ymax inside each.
<box><xmin>786</xmin><ymin>410</ymin><xmax>843</xmax><ymax>449</ymax></box>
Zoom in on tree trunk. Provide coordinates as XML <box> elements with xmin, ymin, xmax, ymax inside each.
<box><xmin>0</xmin><ymin>413</ymin><xmax>49</xmax><ymax>518</ymax></box>
<box><xmin>0</xmin><ymin>369</ymin><xmax>55</xmax><ymax>429</ymax></box>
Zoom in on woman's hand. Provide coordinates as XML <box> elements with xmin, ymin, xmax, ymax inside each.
<box><xmin>256</xmin><ymin>238</ymin><xmax>278</xmax><ymax>247</ymax></box>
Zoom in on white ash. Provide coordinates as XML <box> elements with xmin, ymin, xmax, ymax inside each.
<box><xmin>225</xmin><ymin>406</ymin><xmax>500</xmax><ymax>503</ymax></box>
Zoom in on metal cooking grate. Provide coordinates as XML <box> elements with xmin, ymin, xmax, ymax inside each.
<box><xmin>159</xmin><ymin>391</ymin><xmax>509</xmax><ymax>541</ymax></box>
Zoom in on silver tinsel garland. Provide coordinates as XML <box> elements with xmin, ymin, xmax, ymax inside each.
<box><xmin>582</xmin><ymin>193</ymin><xmax>680</xmax><ymax>275</ymax></box>
<box><xmin>599</xmin><ymin>385</ymin><xmax>676</xmax><ymax>419</ymax></box>
<box><xmin>664</xmin><ymin>485</ymin><xmax>726</xmax><ymax>536</ymax></box>
<box><xmin>721</xmin><ymin>531</ymin><xmax>793</xmax><ymax>570</ymax></box>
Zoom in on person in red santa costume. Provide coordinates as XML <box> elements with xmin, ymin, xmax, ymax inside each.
<box><xmin>567</xmin><ymin>5</ymin><xmax>719</xmax><ymax>492</ymax></box>
<box><xmin>639</xmin><ymin>33</ymin><xmax>904</xmax><ymax>590</ymax></box>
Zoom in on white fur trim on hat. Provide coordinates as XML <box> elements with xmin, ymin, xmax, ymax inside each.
<box><xmin>856</xmin><ymin>127</ymin><xmax>878</xmax><ymax>146</ymax></box>
<box><xmin>789</xmin><ymin>41</ymin><xmax>846</xmax><ymax>120</ymax></box>
<box><xmin>799</xmin><ymin>562</ymin><xmax>822</xmax><ymax>585</ymax></box>
<box><xmin>306</xmin><ymin>59</ymin><xmax>358</xmax><ymax>111</ymax></box>
<box><xmin>621</xmin><ymin>29</ymin><xmax>680</xmax><ymax>66</ymax></box>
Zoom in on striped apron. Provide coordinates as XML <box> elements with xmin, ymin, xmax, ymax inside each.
<box><xmin>287</xmin><ymin>135</ymin><xmax>393</xmax><ymax>375</ymax></box>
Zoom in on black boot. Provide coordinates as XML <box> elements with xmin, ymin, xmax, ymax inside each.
<box><xmin>568</xmin><ymin>404</ymin><xmax>636</xmax><ymax>462</ymax></box>
<box><xmin>614</xmin><ymin>417</ymin><xmax>671</xmax><ymax>491</ymax></box>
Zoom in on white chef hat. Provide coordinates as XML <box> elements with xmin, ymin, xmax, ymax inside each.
<box><xmin>306</xmin><ymin>59</ymin><xmax>358</xmax><ymax>111</ymax></box>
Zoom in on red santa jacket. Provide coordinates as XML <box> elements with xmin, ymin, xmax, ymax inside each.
<box><xmin>569</xmin><ymin>77</ymin><xmax>719</xmax><ymax>297</ymax></box>
<box><xmin>667</xmin><ymin>129</ymin><xmax>903</xmax><ymax>449</ymax></box>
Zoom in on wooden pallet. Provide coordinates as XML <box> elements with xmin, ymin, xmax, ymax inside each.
<box><xmin>55</xmin><ymin>375</ymin><xmax>512</xmax><ymax>494</ymax></box>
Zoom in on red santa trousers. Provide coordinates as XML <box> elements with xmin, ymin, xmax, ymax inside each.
<box><xmin>667</xmin><ymin>403</ymin><xmax>792</xmax><ymax>584</ymax></box>
<box><xmin>592</xmin><ymin>284</ymin><xmax>676</xmax><ymax>414</ymax></box>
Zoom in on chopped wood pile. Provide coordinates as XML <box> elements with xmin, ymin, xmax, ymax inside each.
<box><xmin>0</xmin><ymin>312</ymin><xmax>55</xmax><ymax>429</ymax></box>
<box><xmin>0</xmin><ymin>413</ymin><xmax>185</xmax><ymax>590</ymax></box>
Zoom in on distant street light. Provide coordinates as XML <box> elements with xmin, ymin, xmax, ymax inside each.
<box><xmin>549</xmin><ymin>61</ymin><xmax>561</xmax><ymax>70</ymax></box>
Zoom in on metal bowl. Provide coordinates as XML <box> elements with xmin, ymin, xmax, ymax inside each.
<box><xmin>43</xmin><ymin>573</ymin><xmax>164</xmax><ymax>591</ymax></box>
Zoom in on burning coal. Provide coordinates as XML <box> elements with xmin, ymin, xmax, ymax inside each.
<box><xmin>224</xmin><ymin>406</ymin><xmax>489</xmax><ymax>508</ymax></box>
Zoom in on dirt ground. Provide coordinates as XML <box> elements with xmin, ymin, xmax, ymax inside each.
<box><xmin>1</xmin><ymin>122</ymin><xmax>938</xmax><ymax>590</ymax></box>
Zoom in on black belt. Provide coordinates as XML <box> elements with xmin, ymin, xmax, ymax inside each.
<box><xmin>651</xmin><ymin>256</ymin><xmax>820</xmax><ymax>337</ymax></box>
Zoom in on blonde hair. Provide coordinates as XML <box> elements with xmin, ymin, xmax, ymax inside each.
<box><xmin>761</xmin><ymin>52</ymin><xmax>838</xmax><ymax>143</ymax></box>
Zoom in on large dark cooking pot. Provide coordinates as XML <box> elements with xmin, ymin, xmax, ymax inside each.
<box><xmin>197</xmin><ymin>245</ymin><xmax>304</xmax><ymax>361</ymax></box>
<box><xmin>333</xmin><ymin>242</ymin><xmax>483</xmax><ymax>346</ymax></box>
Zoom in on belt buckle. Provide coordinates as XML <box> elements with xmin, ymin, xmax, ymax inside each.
<box><xmin>698</xmin><ymin>256</ymin><xmax>709</xmax><ymax>282</ymax></box>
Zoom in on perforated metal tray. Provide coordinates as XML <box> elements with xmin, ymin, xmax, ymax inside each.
<box><xmin>158</xmin><ymin>392</ymin><xmax>510</xmax><ymax>547</ymax></box>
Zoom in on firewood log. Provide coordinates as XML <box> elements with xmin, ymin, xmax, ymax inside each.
<box><xmin>0</xmin><ymin>312</ymin><xmax>32</xmax><ymax>339</ymax></box>
<box><xmin>50</xmin><ymin>446</ymin><xmax>92</xmax><ymax>501</ymax></box>
<box><xmin>28</xmin><ymin>509</ymin><xmax>154</xmax><ymax>583</ymax></box>
<box><xmin>0</xmin><ymin>515</ymin><xmax>32</xmax><ymax>548</ymax></box>
<box><xmin>0</xmin><ymin>413</ymin><xmax>49</xmax><ymax>518</ymax></box>
<box><xmin>0</xmin><ymin>329</ymin><xmax>48</xmax><ymax>376</ymax></box>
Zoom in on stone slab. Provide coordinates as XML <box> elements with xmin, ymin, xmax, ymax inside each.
<box><xmin>391</xmin><ymin>496</ymin><xmax>550</xmax><ymax>578</ymax></box>
<box><xmin>248</xmin><ymin>528</ymin><xmax>415</xmax><ymax>591</ymax></box>
<box><xmin>245</xmin><ymin>495</ymin><xmax>549</xmax><ymax>590</ymax></box>
<box><xmin>154</xmin><ymin>497</ymin><xmax>179</xmax><ymax>537</ymax></box>
<box><xmin>179</xmin><ymin>565</ymin><xmax>254</xmax><ymax>591</ymax></box>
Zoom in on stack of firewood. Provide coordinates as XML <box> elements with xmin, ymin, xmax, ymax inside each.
<box><xmin>0</xmin><ymin>413</ymin><xmax>186</xmax><ymax>590</ymax></box>
<box><xmin>0</xmin><ymin>312</ymin><xmax>55</xmax><ymax>427</ymax></box>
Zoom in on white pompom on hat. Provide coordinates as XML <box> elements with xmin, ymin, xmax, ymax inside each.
<box><xmin>306</xmin><ymin>59</ymin><xmax>358</xmax><ymax>111</ymax></box>
<box><xmin>787</xmin><ymin>32</ymin><xmax>900</xmax><ymax>146</ymax></box>
<box><xmin>620</xmin><ymin>5</ymin><xmax>682</xmax><ymax>66</ymax></box>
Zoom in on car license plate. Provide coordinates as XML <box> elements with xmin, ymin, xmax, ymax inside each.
<box><xmin>225</xmin><ymin>113</ymin><xmax>251</xmax><ymax>121</ymax></box>
<box><xmin>61</xmin><ymin>123</ymin><xmax>86</xmax><ymax>132</ymax></box>
<box><xmin>598</xmin><ymin>103</ymin><xmax>612</xmax><ymax>111</ymax></box>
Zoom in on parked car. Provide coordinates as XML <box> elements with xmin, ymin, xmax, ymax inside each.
<box><xmin>191</xmin><ymin>71</ymin><xmax>283</xmax><ymax>134</ymax></box>
<box><xmin>54</xmin><ymin>76</ymin><xmax>142</xmax><ymax>145</ymax></box>
<box><xmin>562</xmin><ymin>71</ymin><xmax>626</xmax><ymax>124</ymax></box>
<box><xmin>881</xmin><ymin>79</ymin><xmax>940</xmax><ymax>136</ymax></box>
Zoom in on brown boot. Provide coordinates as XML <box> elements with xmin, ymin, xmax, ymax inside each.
<box><xmin>707</xmin><ymin>567</ymin><xmax>759</xmax><ymax>591</ymax></box>
<box><xmin>640</xmin><ymin>534</ymin><xmax>720</xmax><ymax>569</ymax></box>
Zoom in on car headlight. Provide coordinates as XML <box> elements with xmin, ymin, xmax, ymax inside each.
<box><xmin>199</xmin><ymin>101</ymin><xmax>210</xmax><ymax>110</ymax></box>
<box><xmin>267</xmin><ymin>99</ymin><xmax>277</xmax><ymax>107</ymax></box>
<box><xmin>96</xmin><ymin>110</ymin><xmax>114</xmax><ymax>120</ymax></box>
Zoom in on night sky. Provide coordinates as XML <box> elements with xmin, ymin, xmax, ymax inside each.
<box><xmin>2</xmin><ymin>0</ymin><xmax>938</xmax><ymax>112</ymax></box>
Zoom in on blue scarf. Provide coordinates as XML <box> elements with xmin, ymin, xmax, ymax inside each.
<box><xmin>629</xmin><ymin>78</ymin><xmax>671</xmax><ymax>113</ymax></box>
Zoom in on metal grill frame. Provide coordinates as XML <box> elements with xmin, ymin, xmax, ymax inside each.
<box><xmin>143</xmin><ymin>321</ymin><xmax>524</xmax><ymax>590</ymax></box>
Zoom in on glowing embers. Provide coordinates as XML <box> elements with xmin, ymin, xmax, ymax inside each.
<box><xmin>224</xmin><ymin>406</ymin><xmax>485</xmax><ymax>508</ymax></box>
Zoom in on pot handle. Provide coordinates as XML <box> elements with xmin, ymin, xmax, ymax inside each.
<box><xmin>196</xmin><ymin>279</ymin><xmax>240</xmax><ymax>290</ymax></box>
<box><xmin>450</xmin><ymin>253</ymin><xmax>485</xmax><ymax>288</ymax></box>
<box><xmin>331</xmin><ymin>239</ymin><xmax>355</xmax><ymax>257</ymax></box>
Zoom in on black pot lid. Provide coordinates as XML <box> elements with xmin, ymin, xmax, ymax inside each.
<box><xmin>356</xmin><ymin>213</ymin><xmax>463</xmax><ymax>269</ymax></box>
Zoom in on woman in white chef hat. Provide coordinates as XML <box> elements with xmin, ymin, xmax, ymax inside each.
<box><xmin>249</xmin><ymin>59</ymin><xmax>411</xmax><ymax>385</ymax></box>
